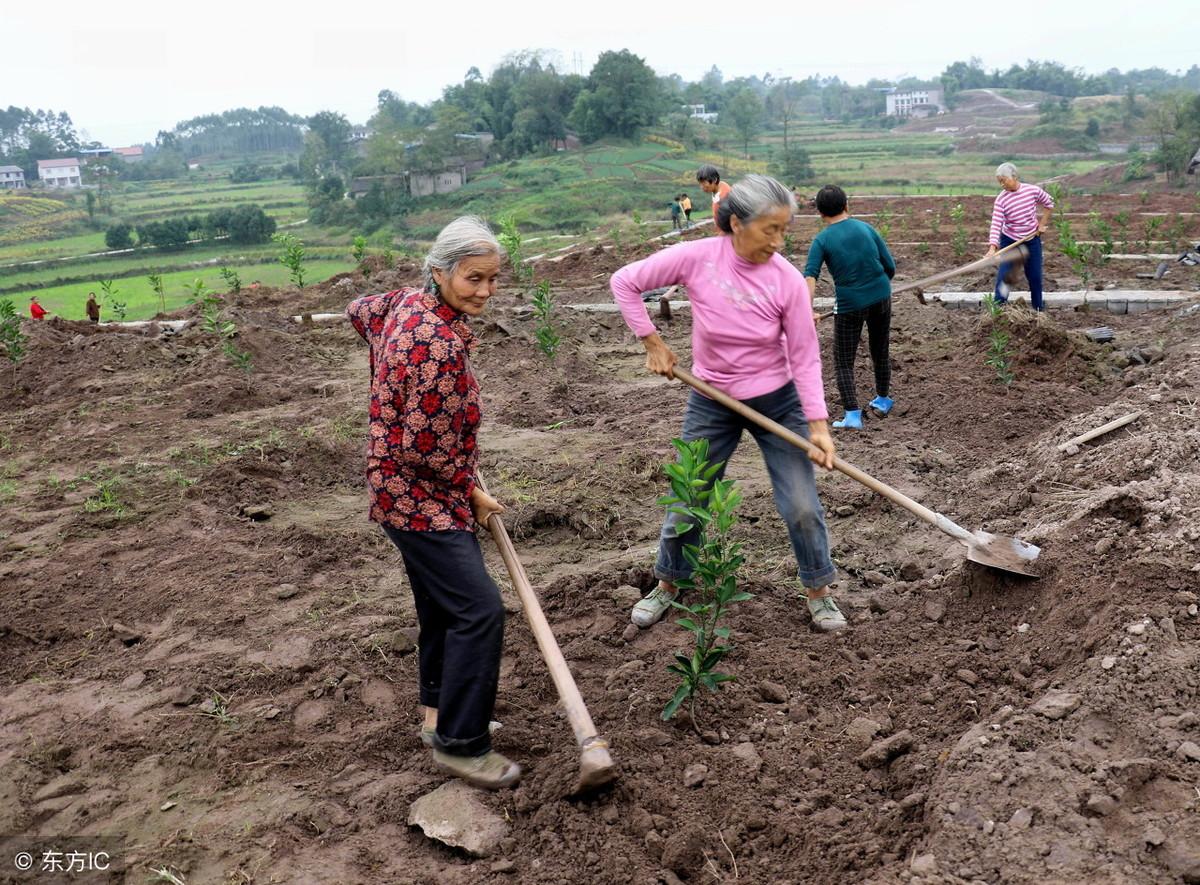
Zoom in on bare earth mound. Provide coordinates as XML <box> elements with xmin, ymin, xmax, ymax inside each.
<box><xmin>1</xmin><ymin>234</ymin><xmax>1199</xmax><ymax>884</ymax></box>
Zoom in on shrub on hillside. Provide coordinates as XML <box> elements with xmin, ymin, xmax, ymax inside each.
<box><xmin>230</xmin><ymin>163</ymin><xmax>266</xmax><ymax>183</ymax></box>
<box><xmin>137</xmin><ymin>218</ymin><xmax>191</xmax><ymax>250</ymax></box>
<box><xmin>227</xmin><ymin>205</ymin><xmax>277</xmax><ymax>244</ymax></box>
<box><xmin>104</xmin><ymin>222</ymin><xmax>134</xmax><ymax>250</ymax></box>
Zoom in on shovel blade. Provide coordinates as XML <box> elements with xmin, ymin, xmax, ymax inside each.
<box><xmin>967</xmin><ymin>531</ymin><xmax>1041</xmax><ymax>578</ymax></box>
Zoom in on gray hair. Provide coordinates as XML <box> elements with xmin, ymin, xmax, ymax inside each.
<box><xmin>715</xmin><ymin>174</ymin><xmax>797</xmax><ymax>234</ymax></box>
<box><xmin>422</xmin><ymin>215</ymin><xmax>502</xmax><ymax>293</ymax></box>
<box><xmin>995</xmin><ymin>162</ymin><xmax>1019</xmax><ymax>180</ymax></box>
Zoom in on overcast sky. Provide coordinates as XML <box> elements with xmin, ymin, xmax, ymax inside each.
<box><xmin>4</xmin><ymin>0</ymin><xmax>1195</xmax><ymax>147</ymax></box>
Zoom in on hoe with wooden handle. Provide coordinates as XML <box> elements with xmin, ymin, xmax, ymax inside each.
<box><xmin>816</xmin><ymin>240</ymin><xmax>1031</xmax><ymax>321</ymax></box>
<box><xmin>476</xmin><ymin>474</ymin><xmax>617</xmax><ymax>791</ymax></box>
<box><xmin>668</xmin><ymin>368</ymin><xmax>1041</xmax><ymax>578</ymax></box>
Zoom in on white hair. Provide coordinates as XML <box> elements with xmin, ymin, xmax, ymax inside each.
<box><xmin>422</xmin><ymin>215</ymin><xmax>501</xmax><ymax>292</ymax></box>
<box><xmin>995</xmin><ymin>162</ymin><xmax>1019</xmax><ymax>180</ymax></box>
<box><xmin>714</xmin><ymin>174</ymin><xmax>797</xmax><ymax>234</ymax></box>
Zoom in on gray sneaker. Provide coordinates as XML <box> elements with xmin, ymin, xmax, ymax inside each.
<box><xmin>432</xmin><ymin>748</ymin><xmax>522</xmax><ymax>789</ymax></box>
<box><xmin>631</xmin><ymin>585</ymin><xmax>678</xmax><ymax>628</ymax></box>
<box><xmin>807</xmin><ymin>595</ymin><xmax>847</xmax><ymax>632</ymax></box>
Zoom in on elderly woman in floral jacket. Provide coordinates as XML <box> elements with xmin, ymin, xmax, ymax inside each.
<box><xmin>347</xmin><ymin>216</ymin><xmax>519</xmax><ymax>790</ymax></box>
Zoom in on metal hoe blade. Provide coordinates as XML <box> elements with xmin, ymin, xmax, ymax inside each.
<box><xmin>966</xmin><ymin>531</ymin><xmax>1042</xmax><ymax>578</ymax></box>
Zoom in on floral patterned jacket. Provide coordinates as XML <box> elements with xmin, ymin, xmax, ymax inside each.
<box><xmin>347</xmin><ymin>288</ymin><xmax>480</xmax><ymax>532</ymax></box>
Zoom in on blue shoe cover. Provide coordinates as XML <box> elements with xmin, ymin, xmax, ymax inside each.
<box><xmin>832</xmin><ymin>410</ymin><xmax>863</xmax><ymax>429</ymax></box>
<box><xmin>869</xmin><ymin>396</ymin><xmax>894</xmax><ymax>416</ymax></box>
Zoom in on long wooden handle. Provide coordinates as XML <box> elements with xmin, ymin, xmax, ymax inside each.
<box><xmin>816</xmin><ymin>243</ymin><xmax>1032</xmax><ymax>321</ymax></box>
<box><xmin>890</xmin><ymin>241</ymin><xmax>1032</xmax><ymax>295</ymax></box>
<box><xmin>475</xmin><ymin>475</ymin><xmax>602</xmax><ymax>747</ymax></box>
<box><xmin>1057</xmin><ymin>410</ymin><xmax>1141</xmax><ymax>452</ymax></box>
<box><xmin>670</xmin><ymin>368</ymin><xmax>977</xmax><ymax>546</ymax></box>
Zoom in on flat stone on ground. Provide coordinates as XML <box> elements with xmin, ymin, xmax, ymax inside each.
<box><xmin>1031</xmin><ymin>689</ymin><xmax>1081</xmax><ymax>721</ymax></box>
<box><xmin>408</xmin><ymin>781</ymin><xmax>508</xmax><ymax>857</ymax></box>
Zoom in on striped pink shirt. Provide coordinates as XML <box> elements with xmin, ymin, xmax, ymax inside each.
<box><xmin>989</xmin><ymin>182</ymin><xmax>1054</xmax><ymax>245</ymax></box>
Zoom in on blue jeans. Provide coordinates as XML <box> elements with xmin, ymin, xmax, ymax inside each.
<box><xmin>994</xmin><ymin>233</ymin><xmax>1044</xmax><ymax>311</ymax></box>
<box><xmin>655</xmin><ymin>383</ymin><xmax>837</xmax><ymax>590</ymax></box>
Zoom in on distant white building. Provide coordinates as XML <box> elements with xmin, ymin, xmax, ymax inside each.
<box><xmin>885</xmin><ymin>89</ymin><xmax>945</xmax><ymax>118</ymax></box>
<box><xmin>37</xmin><ymin>158</ymin><xmax>82</xmax><ymax>188</ymax></box>
<box><xmin>683</xmin><ymin>104</ymin><xmax>719</xmax><ymax>123</ymax></box>
<box><xmin>0</xmin><ymin>165</ymin><xmax>26</xmax><ymax>189</ymax></box>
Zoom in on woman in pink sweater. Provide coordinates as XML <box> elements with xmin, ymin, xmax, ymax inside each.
<box><xmin>610</xmin><ymin>174</ymin><xmax>846</xmax><ymax>633</ymax></box>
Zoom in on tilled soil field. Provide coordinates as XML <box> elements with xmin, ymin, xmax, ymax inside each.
<box><xmin>2</xmin><ymin>222</ymin><xmax>1199</xmax><ymax>885</ymax></box>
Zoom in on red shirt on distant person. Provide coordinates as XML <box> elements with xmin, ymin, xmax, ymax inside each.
<box><xmin>29</xmin><ymin>300</ymin><xmax>47</xmax><ymax>320</ymax></box>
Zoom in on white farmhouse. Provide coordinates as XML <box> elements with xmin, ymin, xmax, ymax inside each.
<box><xmin>37</xmin><ymin>158</ymin><xmax>82</xmax><ymax>188</ymax></box>
<box><xmin>885</xmin><ymin>89</ymin><xmax>945</xmax><ymax>118</ymax></box>
<box><xmin>0</xmin><ymin>165</ymin><xmax>26</xmax><ymax>189</ymax></box>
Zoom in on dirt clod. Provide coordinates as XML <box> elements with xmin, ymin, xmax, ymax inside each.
<box><xmin>758</xmin><ymin>680</ymin><xmax>789</xmax><ymax>703</ymax></box>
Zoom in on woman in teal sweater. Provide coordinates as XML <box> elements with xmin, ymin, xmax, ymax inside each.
<box><xmin>803</xmin><ymin>185</ymin><xmax>896</xmax><ymax>430</ymax></box>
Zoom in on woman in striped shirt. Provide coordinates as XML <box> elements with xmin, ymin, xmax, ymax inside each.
<box><xmin>985</xmin><ymin>162</ymin><xmax>1054</xmax><ymax>310</ymax></box>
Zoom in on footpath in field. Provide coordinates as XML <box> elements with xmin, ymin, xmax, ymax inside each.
<box><xmin>1</xmin><ymin>236</ymin><xmax>1198</xmax><ymax>884</ymax></box>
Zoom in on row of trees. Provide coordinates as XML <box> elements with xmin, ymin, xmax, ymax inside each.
<box><xmin>104</xmin><ymin>204</ymin><xmax>276</xmax><ymax>250</ymax></box>
<box><xmin>161</xmin><ymin>107</ymin><xmax>306</xmax><ymax>158</ymax></box>
<box><xmin>0</xmin><ymin>106</ymin><xmax>81</xmax><ymax>179</ymax></box>
<box><xmin>941</xmin><ymin>58</ymin><xmax>1200</xmax><ymax>101</ymax></box>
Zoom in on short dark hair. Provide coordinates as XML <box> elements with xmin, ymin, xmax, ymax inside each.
<box><xmin>815</xmin><ymin>185</ymin><xmax>847</xmax><ymax>218</ymax></box>
<box><xmin>696</xmin><ymin>164</ymin><xmax>720</xmax><ymax>184</ymax></box>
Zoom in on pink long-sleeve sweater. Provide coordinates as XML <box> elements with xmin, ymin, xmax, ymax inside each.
<box><xmin>610</xmin><ymin>236</ymin><xmax>828</xmax><ymax>421</ymax></box>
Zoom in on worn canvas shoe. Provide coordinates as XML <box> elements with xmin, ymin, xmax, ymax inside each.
<box><xmin>432</xmin><ymin>749</ymin><xmax>522</xmax><ymax>789</ymax></box>
<box><xmin>868</xmin><ymin>396</ymin><xmax>894</xmax><ymax>417</ymax></box>
<box><xmin>807</xmin><ymin>595</ymin><xmax>848</xmax><ymax>632</ymax></box>
<box><xmin>631</xmin><ymin>585</ymin><xmax>678</xmax><ymax>628</ymax></box>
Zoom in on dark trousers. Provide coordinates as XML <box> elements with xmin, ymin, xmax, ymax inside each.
<box><xmin>994</xmin><ymin>233</ymin><xmax>1044</xmax><ymax>311</ymax></box>
<box><xmin>833</xmin><ymin>297</ymin><xmax>891</xmax><ymax>412</ymax></box>
<box><xmin>382</xmin><ymin>526</ymin><xmax>504</xmax><ymax>757</ymax></box>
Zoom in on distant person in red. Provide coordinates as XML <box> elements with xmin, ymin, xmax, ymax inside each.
<box><xmin>696</xmin><ymin>165</ymin><xmax>732</xmax><ymax>231</ymax></box>
<box><xmin>29</xmin><ymin>296</ymin><xmax>47</xmax><ymax>320</ymax></box>
<box><xmin>86</xmin><ymin>292</ymin><xmax>100</xmax><ymax>323</ymax></box>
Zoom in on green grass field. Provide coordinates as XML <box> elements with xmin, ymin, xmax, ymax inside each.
<box><xmin>0</xmin><ymin>109</ymin><xmax>1137</xmax><ymax>308</ymax></box>
<box><xmin>0</xmin><ymin>240</ymin><xmax>347</xmax><ymax>291</ymax></box>
<box><xmin>28</xmin><ymin>259</ymin><xmax>355</xmax><ymax>322</ymax></box>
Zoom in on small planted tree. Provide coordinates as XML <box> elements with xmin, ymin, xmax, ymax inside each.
<box><xmin>497</xmin><ymin>214</ymin><xmax>535</xmax><ymax>294</ymax></box>
<box><xmin>99</xmin><ymin>279</ymin><xmax>127</xmax><ymax>321</ymax></box>
<box><xmin>1165</xmin><ymin>214</ymin><xmax>1188</xmax><ymax>253</ymax></box>
<box><xmin>147</xmin><ymin>273</ymin><xmax>166</xmax><ymax>314</ymax></box>
<box><xmin>272</xmin><ymin>232</ymin><xmax>306</xmax><ymax>287</ymax></box>
<box><xmin>1055</xmin><ymin>215</ymin><xmax>1101</xmax><ymax>290</ymax></box>
<box><xmin>0</xmin><ymin>298</ymin><xmax>27</xmax><ymax>380</ymax></box>
<box><xmin>660</xmin><ymin>438</ymin><xmax>752</xmax><ymax>727</ymax></box>
<box><xmin>1142</xmin><ymin>217</ymin><xmax>1165</xmax><ymax>255</ymax></box>
<box><xmin>949</xmin><ymin>203</ymin><xmax>968</xmax><ymax>258</ymax></box>
<box><xmin>352</xmin><ymin>234</ymin><xmax>367</xmax><ymax>267</ymax></box>
<box><xmin>531</xmin><ymin>280</ymin><xmax>560</xmax><ymax>359</ymax></box>
<box><xmin>982</xmin><ymin>293</ymin><xmax>1014</xmax><ymax>386</ymax></box>
<box><xmin>219</xmin><ymin>266</ymin><xmax>242</xmax><ymax>294</ymax></box>
<box><xmin>1086</xmin><ymin>212</ymin><xmax>1115</xmax><ymax>256</ymax></box>
<box><xmin>1113</xmin><ymin>210</ymin><xmax>1132</xmax><ymax>251</ymax></box>
<box><xmin>874</xmin><ymin>208</ymin><xmax>893</xmax><ymax>242</ymax></box>
<box><xmin>187</xmin><ymin>278</ymin><xmax>251</xmax><ymax>371</ymax></box>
